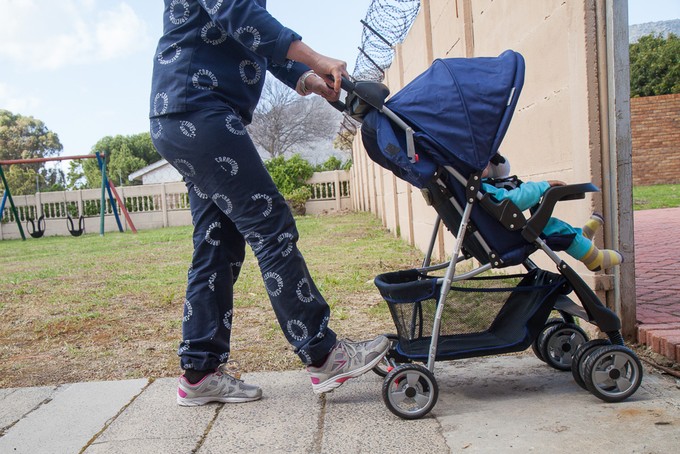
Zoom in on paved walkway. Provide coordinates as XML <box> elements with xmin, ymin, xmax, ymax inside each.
<box><xmin>1</xmin><ymin>357</ymin><xmax>679</xmax><ymax>453</ymax></box>
<box><xmin>635</xmin><ymin>207</ymin><xmax>680</xmax><ymax>362</ymax></box>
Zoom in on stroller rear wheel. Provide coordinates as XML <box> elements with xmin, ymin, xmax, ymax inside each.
<box><xmin>539</xmin><ymin>322</ymin><xmax>588</xmax><ymax>371</ymax></box>
<box><xmin>582</xmin><ymin>344</ymin><xmax>643</xmax><ymax>402</ymax></box>
<box><xmin>382</xmin><ymin>364</ymin><xmax>438</xmax><ymax>420</ymax></box>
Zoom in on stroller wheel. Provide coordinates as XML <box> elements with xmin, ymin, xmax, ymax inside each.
<box><xmin>539</xmin><ymin>322</ymin><xmax>588</xmax><ymax>371</ymax></box>
<box><xmin>531</xmin><ymin>318</ymin><xmax>565</xmax><ymax>362</ymax></box>
<box><xmin>382</xmin><ymin>364</ymin><xmax>438</xmax><ymax>420</ymax></box>
<box><xmin>582</xmin><ymin>344</ymin><xmax>643</xmax><ymax>403</ymax></box>
<box><xmin>570</xmin><ymin>339</ymin><xmax>612</xmax><ymax>390</ymax></box>
<box><xmin>372</xmin><ymin>334</ymin><xmax>405</xmax><ymax>377</ymax></box>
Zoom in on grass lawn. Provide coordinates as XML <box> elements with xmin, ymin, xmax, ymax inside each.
<box><xmin>0</xmin><ymin>211</ymin><xmax>424</xmax><ymax>388</ymax></box>
<box><xmin>633</xmin><ymin>184</ymin><xmax>680</xmax><ymax>210</ymax></box>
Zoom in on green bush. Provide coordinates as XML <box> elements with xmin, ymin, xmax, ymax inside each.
<box><xmin>286</xmin><ymin>186</ymin><xmax>312</xmax><ymax>215</ymax></box>
<box><xmin>264</xmin><ymin>154</ymin><xmax>314</xmax><ymax>196</ymax></box>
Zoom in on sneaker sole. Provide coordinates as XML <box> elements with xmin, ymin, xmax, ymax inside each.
<box><xmin>177</xmin><ymin>394</ymin><xmax>262</xmax><ymax>406</ymax></box>
<box><xmin>311</xmin><ymin>343</ymin><xmax>390</xmax><ymax>394</ymax></box>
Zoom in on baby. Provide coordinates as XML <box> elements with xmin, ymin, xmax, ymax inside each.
<box><xmin>481</xmin><ymin>154</ymin><xmax>623</xmax><ymax>271</ymax></box>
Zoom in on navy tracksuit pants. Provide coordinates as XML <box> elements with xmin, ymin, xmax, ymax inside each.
<box><xmin>151</xmin><ymin>107</ymin><xmax>337</xmax><ymax>371</ymax></box>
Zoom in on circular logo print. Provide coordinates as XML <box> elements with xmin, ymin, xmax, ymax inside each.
<box><xmin>201</xmin><ymin>21</ymin><xmax>228</xmax><ymax>45</ymax></box>
<box><xmin>264</xmin><ymin>272</ymin><xmax>284</xmax><ymax>297</ymax></box>
<box><xmin>158</xmin><ymin>42</ymin><xmax>181</xmax><ymax>65</ymax></box>
<box><xmin>173</xmin><ymin>158</ymin><xmax>196</xmax><ymax>178</ymax></box>
<box><xmin>192</xmin><ymin>68</ymin><xmax>218</xmax><ymax>90</ymax></box>
<box><xmin>239</xmin><ymin>60</ymin><xmax>262</xmax><ymax>85</ymax></box>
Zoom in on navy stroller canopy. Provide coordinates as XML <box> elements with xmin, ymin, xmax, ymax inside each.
<box><xmin>362</xmin><ymin>50</ymin><xmax>525</xmax><ymax>182</ymax></box>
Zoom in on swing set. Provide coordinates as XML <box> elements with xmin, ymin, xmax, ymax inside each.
<box><xmin>0</xmin><ymin>152</ymin><xmax>137</xmax><ymax>241</ymax></box>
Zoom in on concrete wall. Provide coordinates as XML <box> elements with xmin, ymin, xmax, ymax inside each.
<box><xmin>631</xmin><ymin>93</ymin><xmax>680</xmax><ymax>185</ymax></box>
<box><xmin>350</xmin><ymin>0</ymin><xmax>636</xmax><ymax>335</ymax></box>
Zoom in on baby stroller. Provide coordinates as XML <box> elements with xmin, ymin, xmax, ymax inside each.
<box><xmin>335</xmin><ymin>50</ymin><xmax>643</xmax><ymax>419</ymax></box>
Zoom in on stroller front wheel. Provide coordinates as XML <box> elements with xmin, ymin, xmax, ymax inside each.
<box><xmin>570</xmin><ymin>339</ymin><xmax>612</xmax><ymax>390</ymax></box>
<box><xmin>532</xmin><ymin>317</ymin><xmax>566</xmax><ymax>362</ymax></box>
<box><xmin>539</xmin><ymin>322</ymin><xmax>588</xmax><ymax>371</ymax></box>
<box><xmin>582</xmin><ymin>344</ymin><xmax>643</xmax><ymax>402</ymax></box>
<box><xmin>382</xmin><ymin>364</ymin><xmax>438</xmax><ymax>420</ymax></box>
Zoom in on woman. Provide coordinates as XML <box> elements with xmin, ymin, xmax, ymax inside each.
<box><xmin>149</xmin><ymin>0</ymin><xmax>389</xmax><ymax>406</ymax></box>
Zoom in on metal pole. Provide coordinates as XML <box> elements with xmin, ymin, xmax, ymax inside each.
<box><xmin>0</xmin><ymin>164</ymin><xmax>26</xmax><ymax>240</ymax></box>
<box><xmin>100</xmin><ymin>156</ymin><xmax>106</xmax><ymax>236</ymax></box>
<box><xmin>0</xmin><ymin>154</ymin><xmax>102</xmax><ymax>165</ymax></box>
<box><xmin>96</xmin><ymin>152</ymin><xmax>123</xmax><ymax>233</ymax></box>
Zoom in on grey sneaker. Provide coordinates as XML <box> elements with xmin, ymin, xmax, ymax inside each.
<box><xmin>177</xmin><ymin>366</ymin><xmax>262</xmax><ymax>406</ymax></box>
<box><xmin>307</xmin><ymin>336</ymin><xmax>390</xmax><ymax>393</ymax></box>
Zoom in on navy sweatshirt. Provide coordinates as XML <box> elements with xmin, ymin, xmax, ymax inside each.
<box><xmin>150</xmin><ymin>0</ymin><xmax>310</xmax><ymax>124</ymax></box>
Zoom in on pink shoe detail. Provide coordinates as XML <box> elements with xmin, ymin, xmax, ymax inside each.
<box><xmin>335</xmin><ymin>376</ymin><xmax>350</xmax><ymax>384</ymax></box>
<box><xmin>178</xmin><ymin>388</ymin><xmax>188</xmax><ymax>398</ymax></box>
<box><xmin>310</xmin><ymin>377</ymin><xmax>320</xmax><ymax>385</ymax></box>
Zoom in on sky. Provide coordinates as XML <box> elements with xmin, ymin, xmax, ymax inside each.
<box><xmin>0</xmin><ymin>0</ymin><xmax>678</xmax><ymax>169</ymax></box>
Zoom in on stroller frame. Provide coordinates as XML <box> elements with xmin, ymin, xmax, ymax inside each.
<box><xmin>337</xmin><ymin>54</ymin><xmax>643</xmax><ymax>419</ymax></box>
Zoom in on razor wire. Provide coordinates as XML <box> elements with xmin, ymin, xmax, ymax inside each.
<box><xmin>337</xmin><ymin>0</ymin><xmax>421</xmax><ymax>149</ymax></box>
<box><xmin>352</xmin><ymin>0</ymin><xmax>421</xmax><ymax>82</ymax></box>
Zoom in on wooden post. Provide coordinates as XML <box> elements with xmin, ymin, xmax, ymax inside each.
<box><xmin>605</xmin><ymin>0</ymin><xmax>635</xmax><ymax>339</ymax></box>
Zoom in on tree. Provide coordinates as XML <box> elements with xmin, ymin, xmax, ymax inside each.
<box><xmin>314</xmin><ymin>156</ymin><xmax>351</xmax><ymax>171</ymax></box>
<box><xmin>76</xmin><ymin>133</ymin><xmax>159</xmax><ymax>188</ymax></box>
<box><xmin>0</xmin><ymin>110</ymin><xmax>63</xmax><ymax>195</ymax></box>
<box><xmin>630</xmin><ymin>33</ymin><xmax>680</xmax><ymax>97</ymax></box>
<box><xmin>248</xmin><ymin>77</ymin><xmax>341</xmax><ymax>158</ymax></box>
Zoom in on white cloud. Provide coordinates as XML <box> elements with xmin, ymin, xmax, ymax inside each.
<box><xmin>0</xmin><ymin>82</ymin><xmax>42</xmax><ymax>114</ymax></box>
<box><xmin>0</xmin><ymin>0</ymin><xmax>150</xmax><ymax>70</ymax></box>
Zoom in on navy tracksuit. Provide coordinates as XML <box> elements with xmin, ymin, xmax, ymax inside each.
<box><xmin>150</xmin><ymin>0</ymin><xmax>337</xmax><ymax>370</ymax></box>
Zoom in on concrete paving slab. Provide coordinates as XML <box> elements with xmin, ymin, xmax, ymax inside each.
<box><xmin>0</xmin><ymin>386</ymin><xmax>56</xmax><ymax>431</ymax></box>
<box><xmin>199</xmin><ymin>370</ymin><xmax>321</xmax><ymax>453</ymax></box>
<box><xmin>321</xmin><ymin>372</ymin><xmax>449</xmax><ymax>454</ymax></box>
<box><xmin>432</xmin><ymin>355</ymin><xmax>680</xmax><ymax>453</ymax></box>
<box><xmin>0</xmin><ymin>379</ymin><xmax>147</xmax><ymax>454</ymax></box>
<box><xmin>85</xmin><ymin>378</ymin><xmax>217</xmax><ymax>453</ymax></box>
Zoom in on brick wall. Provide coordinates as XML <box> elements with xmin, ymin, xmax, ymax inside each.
<box><xmin>631</xmin><ymin>93</ymin><xmax>680</xmax><ymax>186</ymax></box>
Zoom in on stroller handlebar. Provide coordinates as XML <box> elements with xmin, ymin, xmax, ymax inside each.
<box><xmin>327</xmin><ymin>76</ymin><xmax>390</xmax><ymax>119</ymax></box>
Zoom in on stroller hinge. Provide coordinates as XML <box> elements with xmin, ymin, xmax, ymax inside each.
<box><xmin>465</xmin><ymin>172</ymin><xmax>483</xmax><ymax>204</ymax></box>
<box><xmin>488</xmin><ymin>250</ymin><xmax>503</xmax><ymax>268</ymax></box>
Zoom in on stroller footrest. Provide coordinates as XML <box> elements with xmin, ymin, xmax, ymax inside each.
<box><xmin>398</xmin><ymin>331</ymin><xmax>530</xmax><ymax>361</ymax></box>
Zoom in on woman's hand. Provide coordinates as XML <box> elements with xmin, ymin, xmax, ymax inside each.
<box><xmin>300</xmin><ymin>71</ymin><xmax>342</xmax><ymax>101</ymax></box>
<box><xmin>287</xmin><ymin>40</ymin><xmax>348</xmax><ymax>97</ymax></box>
<box><xmin>309</xmin><ymin>54</ymin><xmax>348</xmax><ymax>95</ymax></box>
<box><xmin>547</xmin><ymin>180</ymin><xmax>566</xmax><ymax>187</ymax></box>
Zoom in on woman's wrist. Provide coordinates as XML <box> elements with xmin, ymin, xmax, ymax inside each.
<box><xmin>296</xmin><ymin>70</ymin><xmax>323</xmax><ymax>96</ymax></box>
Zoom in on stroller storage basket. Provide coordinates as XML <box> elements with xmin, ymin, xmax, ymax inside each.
<box><xmin>374</xmin><ymin>268</ymin><xmax>568</xmax><ymax>361</ymax></box>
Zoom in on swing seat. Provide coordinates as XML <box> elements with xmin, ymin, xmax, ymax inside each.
<box><xmin>27</xmin><ymin>214</ymin><xmax>46</xmax><ymax>238</ymax></box>
<box><xmin>67</xmin><ymin>214</ymin><xmax>85</xmax><ymax>237</ymax></box>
